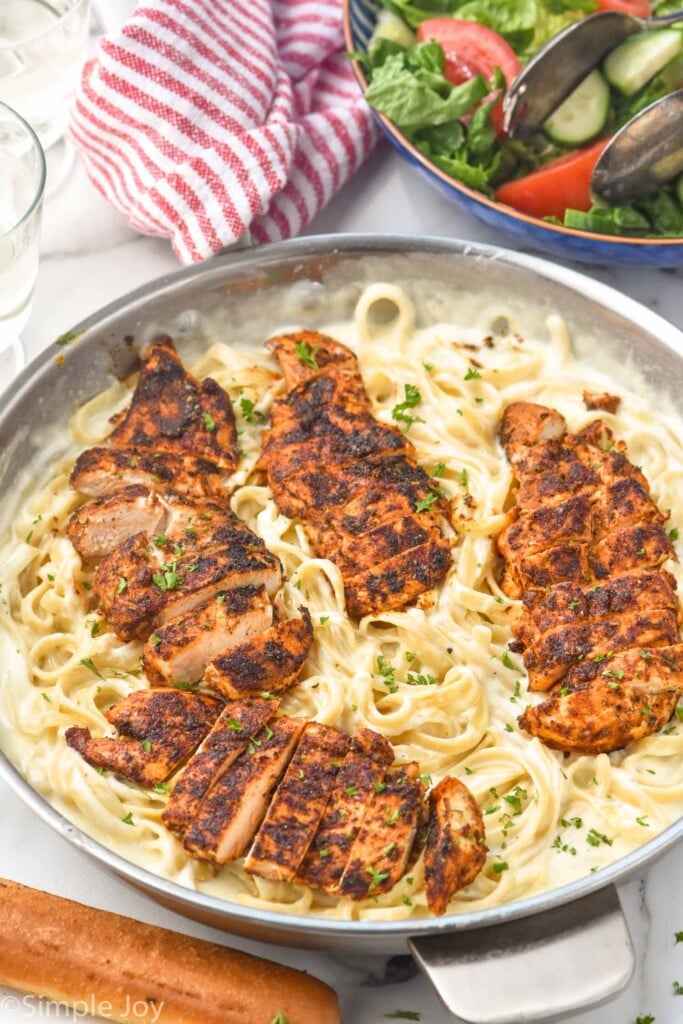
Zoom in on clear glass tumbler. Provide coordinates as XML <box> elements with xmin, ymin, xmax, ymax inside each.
<box><xmin>0</xmin><ymin>102</ymin><xmax>46</xmax><ymax>377</ymax></box>
<box><xmin>0</xmin><ymin>0</ymin><xmax>92</xmax><ymax>151</ymax></box>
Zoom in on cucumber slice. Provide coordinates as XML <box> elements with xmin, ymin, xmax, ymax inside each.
<box><xmin>543</xmin><ymin>69</ymin><xmax>610</xmax><ymax>146</ymax></box>
<box><xmin>370</xmin><ymin>10</ymin><xmax>416</xmax><ymax>49</ymax></box>
<box><xmin>677</xmin><ymin>174</ymin><xmax>683</xmax><ymax>206</ymax></box>
<box><xmin>603</xmin><ymin>29</ymin><xmax>683</xmax><ymax>96</ymax></box>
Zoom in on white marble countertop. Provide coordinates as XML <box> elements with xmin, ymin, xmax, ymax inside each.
<box><xmin>3</xmin><ymin>139</ymin><xmax>683</xmax><ymax>1024</ymax></box>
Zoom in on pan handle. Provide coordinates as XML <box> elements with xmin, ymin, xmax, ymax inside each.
<box><xmin>409</xmin><ymin>884</ymin><xmax>634</xmax><ymax>1023</ymax></box>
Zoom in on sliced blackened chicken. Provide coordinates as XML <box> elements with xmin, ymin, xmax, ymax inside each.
<box><xmin>244</xmin><ymin>722</ymin><xmax>350</xmax><ymax>882</ymax></box>
<box><xmin>523</xmin><ymin>608</ymin><xmax>679</xmax><ymax>692</ymax></box>
<box><xmin>498</xmin><ymin>402</ymin><xmax>566</xmax><ymax>461</ymax></box>
<box><xmin>592</xmin><ymin>522</ymin><xmax>674</xmax><ymax>579</ymax></box>
<box><xmin>520</xmin><ymin>646</ymin><xmax>682</xmax><ymax>754</ymax></box>
<box><xmin>205</xmin><ymin>609</ymin><xmax>313</xmax><ymax>699</ymax></box>
<box><xmin>424</xmin><ymin>777</ymin><xmax>487</xmax><ymax>916</ymax></box>
<box><xmin>143</xmin><ymin>586</ymin><xmax>273</xmax><ymax>686</ymax></box>
<box><xmin>498</xmin><ymin>401</ymin><xmax>682</xmax><ymax>752</ymax></box>
<box><xmin>94</xmin><ymin>533</ymin><xmax>281</xmax><ymax>643</ymax></box>
<box><xmin>68</xmin><ymin>485</ymin><xmax>165</xmax><ymax>560</ymax></box>
<box><xmin>162</xmin><ymin>698</ymin><xmax>279</xmax><ymax>838</ymax></box>
<box><xmin>261</xmin><ymin>331</ymin><xmax>451</xmax><ymax>618</ymax></box>
<box><xmin>65</xmin><ymin>688</ymin><xmax>221</xmax><ymax>787</ymax></box>
<box><xmin>70</xmin><ymin>447</ymin><xmax>226</xmax><ymax>499</ymax></box>
<box><xmin>70</xmin><ymin>336</ymin><xmax>238</xmax><ymax>499</ymax></box>
<box><xmin>261</xmin><ymin>377</ymin><xmax>410</xmax><ymax>488</ymax></box>
<box><xmin>267</xmin><ymin>330</ymin><xmax>358</xmax><ymax>389</ymax></box>
<box><xmin>108</xmin><ymin>335</ymin><xmax>238</xmax><ymax>472</ymax></box>
<box><xmin>337</xmin><ymin>763</ymin><xmax>426</xmax><ymax>899</ymax></box>
<box><xmin>344</xmin><ymin>542</ymin><xmax>451</xmax><ymax>620</ymax></box>
<box><xmin>296</xmin><ymin>729</ymin><xmax>394</xmax><ymax>893</ymax></box>
<box><xmin>183</xmin><ymin>716</ymin><xmax>304</xmax><ymax>865</ymax></box>
<box><xmin>514</xmin><ymin>570</ymin><xmax>678</xmax><ymax>649</ymax></box>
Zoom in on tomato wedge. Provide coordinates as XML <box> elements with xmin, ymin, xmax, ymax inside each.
<box><xmin>494</xmin><ymin>138</ymin><xmax>611</xmax><ymax>221</ymax></box>
<box><xmin>417</xmin><ymin>18</ymin><xmax>521</xmax><ymax>136</ymax></box>
<box><xmin>594</xmin><ymin>0</ymin><xmax>651</xmax><ymax>15</ymax></box>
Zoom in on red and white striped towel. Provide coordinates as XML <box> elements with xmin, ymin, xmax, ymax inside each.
<box><xmin>70</xmin><ymin>0</ymin><xmax>378</xmax><ymax>264</ymax></box>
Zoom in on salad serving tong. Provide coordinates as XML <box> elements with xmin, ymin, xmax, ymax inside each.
<box><xmin>502</xmin><ymin>8</ymin><xmax>683</xmax><ymax>204</ymax></box>
<box><xmin>503</xmin><ymin>8</ymin><xmax>683</xmax><ymax>136</ymax></box>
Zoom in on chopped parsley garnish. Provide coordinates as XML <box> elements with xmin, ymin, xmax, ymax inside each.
<box><xmin>295</xmin><ymin>340</ymin><xmax>319</xmax><ymax>369</ymax></box>
<box><xmin>202</xmin><ymin>412</ymin><xmax>216</xmax><ymax>432</ymax></box>
<box><xmin>55</xmin><ymin>329</ymin><xmax>79</xmax><ymax>346</ymax></box>
<box><xmin>141</xmin><ymin>739</ymin><xmax>152</xmax><ymax>753</ymax></box>
<box><xmin>152</xmin><ymin>561</ymin><xmax>183</xmax><ymax>591</ymax></box>
<box><xmin>260</xmin><ymin>690</ymin><xmax>277</xmax><ymax>700</ymax></box>
<box><xmin>561</xmin><ymin>817</ymin><xmax>583</xmax><ymax>829</ymax></box>
<box><xmin>406</xmin><ymin>672</ymin><xmax>437</xmax><ymax>686</ymax></box>
<box><xmin>365</xmin><ymin>865</ymin><xmax>389</xmax><ymax>890</ymax></box>
<box><xmin>670</xmin><ymin>527</ymin><xmax>679</xmax><ymax>542</ymax></box>
<box><xmin>150</xmin><ymin>633</ymin><xmax>162</xmax><ymax>649</ymax></box>
<box><xmin>504</xmin><ymin>786</ymin><xmax>527</xmax><ymax>816</ymax></box>
<box><xmin>228</xmin><ymin>718</ymin><xmax>243</xmax><ymax>732</ymax></box>
<box><xmin>384</xmin><ymin>808</ymin><xmax>400</xmax><ymax>826</ymax></box>
<box><xmin>116</xmin><ymin>577</ymin><xmax>128</xmax><ymax>594</ymax></box>
<box><xmin>391</xmin><ymin>383</ymin><xmax>425</xmax><ymax>430</ymax></box>
<box><xmin>373</xmin><ymin>780</ymin><xmax>386</xmax><ymax>793</ymax></box>
<box><xmin>493</xmin><ymin>861</ymin><xmax>509</xmax><ymax>873</ymax></box>
<box><xmin>152</xmin><ymin>534</ymin><xmax>169</xmax><ymax>547</ymax></box>
<box><xmin>345</xmin><ymin>784</ymin><xmax>358</xmax><ymax>797</ymax></box>
<box><xmin>552</xmin><ymin>836</ymin><xmax>577</xmax><ymax>856</ymax></box>
<box><xmin>240</xmin><ymin>397</ymin><xmax>266</xmax><ymax>424</ymax></box>
<box><xmin>80</xmin><ymin>657</ymin><xmax>104</xmax><ymax>680</ymax></box>
<box><xmin>676</xmin><ymin>932</ymin><xmax>683</xmax><ymax>943</ymax></box>
<box><xmin>153</xmin><ymin>782</ymin><xmax>169</xmax><ymax>795</ymax></box>
<box><xmin>377</xmin><ymin>654</ymin><xmax>398</xmax><ymax>693</ymax></box>
<box><xmin>383</xmin><ymin>842</ymin><xmax>396</xmax><ymax>856</ymax></box>
<box><xmin>419</xmin><ymin>772</ymin><xmax>432</xmax><ymax>786</ymax></box>
<box><xmin>464</xmin><ymin>367</ymin><xmax>481</xmax><ymax>380</ymax></box>
<box><xmin>636</xmin><ymin>816</ymin><xmax>649</xmax><ymax>827</ymax></box>
<box><xmin>122</xmin><ymin>812</ymin><xmax>135</xmax><ymax>826</ymax></box>
<box><xmin>586</xmin><ymin>828</ymin><xmax>613</xmax><ymax>847</ymax></box>
<box><xmin>459</xmin><ymin>468</ymin><xmax>469</xmax><ymax>487</ymax></box>
<box><xmin>603</xmin><ymin>668</ymin><xmax>624</xmax><ymax>680</ymax></box>
<box><xmin>319</xmin><ymin>615</ymin><xmax>329</xmax><ymax>624</ymax></box>
<box><xmin>91</xmin><ymin>620</ymin><xmax>102</xmax><ymax>638</ymax></box>
<box><xmin>674</xmin><ymin>982</ymin><xmax>683</xmax><ymax>996</ymax></box>
<box><xmin>263</xmin><ymin>724</ymin><xmax>274</xmax><ymax>740</ymax></box>
<box><xmin>405</xmin><ymin>651</ymin><xmax>416</xmax><ymax>662</ymax></box>
<box><xmin>501</xmin><ymin>651</ymin><xmax>518</xmax><ymax>671</ymax></box>
<box><xmin>635</xmin><ymin>1017</ymin><xmax>655</xmax><ymax>1024</ymax></box>
<box><xmin>568</xmin><ymin>599</ymin><xmax>580</xmax><ymax>611</ymax></box>
<box><xmin>432</xmin><ymin>462</ymin><xmax>446</xmax><ymax>478</ymax></box>
<box><xmin>415</xmin><ymin>493</ymin><xmax>438</xmax><ymax>513</ymax></box>
<box><xmin>42</xmin><ymin>692</ymin><xmax>51</xmax><ymax>703</ymax></box>
<box><xmin>269</xmin><ymin>1014</ymin><xmax>289</xmax><ymax>1024</ymax></box>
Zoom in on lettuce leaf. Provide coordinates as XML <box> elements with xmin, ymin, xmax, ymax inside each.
<box><xmin>563</xmin><ymin>205</ymin><xmax>651</xmax><ymax>235</ymax></box>
<box><xmin>454</xmin><ymin>0</ymin><xmax>537</xmax><ymax>53</ymax></box>
<box><xmin>364</xmin><ymin>49</ymin><xmax>490</xmax><ymax>129</ymax></box>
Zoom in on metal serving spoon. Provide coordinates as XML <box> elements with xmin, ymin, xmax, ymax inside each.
<box><xmin>503</xmin><ymin>8</ymin><xmax>683</xmax><ymax>138</ymax></box>
<box><xmin>590</xmin><ymin>88</ymin><xmax>683</xmax><ymax>203</ymax></box>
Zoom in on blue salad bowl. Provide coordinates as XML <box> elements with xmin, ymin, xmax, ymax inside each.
<box><xmin>345</xmin><ymin>0</ymin><xmax>683</xmax><ymax>267</ymax></box>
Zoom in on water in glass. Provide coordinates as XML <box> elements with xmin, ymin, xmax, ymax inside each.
<box><xmin>0</xmin><ymin>0</ymin><xmax>91</xmax><ymax>149</ymax></box>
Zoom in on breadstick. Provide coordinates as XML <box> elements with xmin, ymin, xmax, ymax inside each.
<box><xmin>0</xmin><ymin>878</ymin><xmax>340</xmax><ymax>1024</ymax></box>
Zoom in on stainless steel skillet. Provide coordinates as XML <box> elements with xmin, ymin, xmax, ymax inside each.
<box><xmin>1</xmin><ymin>235</ymin><xmax>682</xmax><ymax>1024</ymax></box>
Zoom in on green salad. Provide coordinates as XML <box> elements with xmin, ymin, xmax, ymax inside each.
<box><xmin>354</xmin><ymin>0</ymin><xmax>683</xmax><ymax>237</ymax></box>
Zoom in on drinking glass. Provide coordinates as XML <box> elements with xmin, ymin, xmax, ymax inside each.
<box><xmin>0</xmin><ymin>102</ymin><xmax>46</xmax><ymax>377</ymax></box>
<box><xmin>0</xmin><ymin>0</ymin><xmax>92</xmax><ymax>185</ymax></box>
